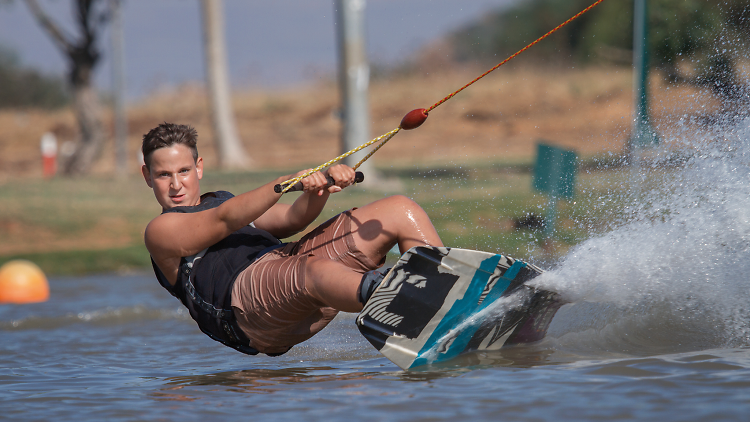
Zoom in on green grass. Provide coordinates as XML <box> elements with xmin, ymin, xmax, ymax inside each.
<box><xmin>0</xmin><ymin>161</ymin><xmax>650</xmax><ymax>275</ymax></box>
<box><xmin>0</xmin><ymin>245</ymin><xmax>151</xmax><ymax>276</ymax></box>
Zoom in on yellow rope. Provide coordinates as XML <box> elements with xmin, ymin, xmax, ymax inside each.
<box><xmin>352</xmin><ymin>128</ymin><xmax>400</xmax><ymax>170</ymax></box>
<box><xmin>278</xmin><ymin>127</ymin><xmax>401</xmax><ymax>193</ymax></box>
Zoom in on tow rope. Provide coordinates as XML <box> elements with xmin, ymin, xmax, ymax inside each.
<box><xmin>277</xmin><ymin>0</ymin><xmax>605</xmax><ymax>193</ymax></box>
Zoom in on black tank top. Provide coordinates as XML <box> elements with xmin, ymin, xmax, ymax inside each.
<box><xmin>151</xmin><ymin>191</ymin><xmax>284</xmax><ymax>355</ymax></box>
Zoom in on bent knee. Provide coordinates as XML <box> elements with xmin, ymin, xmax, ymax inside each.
<box><xmin>383</xmin><ymin>195</ymin><xmax>422</xmax><ymax>212</ymax></box>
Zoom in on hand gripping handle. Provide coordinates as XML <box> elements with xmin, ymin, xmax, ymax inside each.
<box><xmin>274</xmin><ymin>171</ymin><xmax>364</xmax><ymax>193</ymax></box>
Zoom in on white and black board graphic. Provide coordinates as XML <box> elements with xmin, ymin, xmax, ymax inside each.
<box><xmin>356</xmin><ymin>246</ymin><xmax>565</xmax><ymax>370</ymax></box>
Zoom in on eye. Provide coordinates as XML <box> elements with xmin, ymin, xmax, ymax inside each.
<box><xmin>180</xmin><ymin>168</ymin><xmax>191</xmax><ymax>174</ymax></box>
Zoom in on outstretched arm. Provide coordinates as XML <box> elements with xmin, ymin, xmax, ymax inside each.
<box><xmin>145</xmin><ymin>174</ymin><xmax>288</xmax><ymax>262</ymax></box>
<box><xmin>146</xmin><ymin>165</ymin><xmax>355</xmax><ymax>260</ymax></box>
<box><xmin>145</xmin><ymin>166</ymin><xmax>355</xmax><ymax>284</ymax></box>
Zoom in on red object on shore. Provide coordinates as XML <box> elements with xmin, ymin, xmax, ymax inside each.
<box><xmin>42</xmin><ymin>155</ymin><xmax>57</xmax><ymax>178</ymax></box>
<box><xmin>399</xmin><ymin>108</ymin><xmax>429</xmax><ymax>130</ymax></box>
<box><xmin>40</xmin><ymin>132</ymin><xmax>57</xmax><ymax>178</ymax></box>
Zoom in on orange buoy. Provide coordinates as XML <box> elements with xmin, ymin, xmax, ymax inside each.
<box><xmin>0</xmin><ymin>260</ymin><xmax>50</xmax><ymax>304</ymax></box>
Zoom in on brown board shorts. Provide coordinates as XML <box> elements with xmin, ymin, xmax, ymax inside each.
<box><xmin>231</xmin><ymin>210</ymin><xmax>382</xmax><ymax>354</ymax></box>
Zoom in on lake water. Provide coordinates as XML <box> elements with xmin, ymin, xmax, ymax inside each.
<box><xmin>3</xmin><ymin>271</ymin><xmax>750</xmax><ymax>421</ymax></box>
<box><xmin>5</xmin><ymin>100</ymin><xmax>750</xmax><ymax>421</ymax></box>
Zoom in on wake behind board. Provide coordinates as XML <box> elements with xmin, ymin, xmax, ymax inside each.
<box><xmin>356</xmin><ymin>246</ymin><xmax>565</xmax><ymax>370</ymax></box>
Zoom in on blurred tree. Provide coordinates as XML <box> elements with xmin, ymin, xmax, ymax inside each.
<box><xmin>449</xmin><ymin>0</ymin><xmax>747</xmax><ymax>85</ymax></box>
<box><xmin>24</xmin><ymin>0</ymin><xmax>109</xmax><ymax>176</ymax></box>
<box><xmin>450</xmin><ymin>0</ymin><xmax>601</xmax><ymax>65</ymax></box>
<box><xmin>0</xmin><ymin>45</ymin><xmax>69</xmax><ymax>109</ymax></box>
<box><xmin>200</xmin><ymin>0</ymin><xmax>249</xmax><ymax>170</ymax></box>
<box><xmin>583</xmin><ymin>0</ymin><xmax>724</xmax><ymax>81</ymax></box>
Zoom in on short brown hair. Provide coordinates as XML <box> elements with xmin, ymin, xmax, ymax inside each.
<box><xmin>142</xmin><ymin>123</ymin><xmax>198</xmax><ymax>169</ymax></box>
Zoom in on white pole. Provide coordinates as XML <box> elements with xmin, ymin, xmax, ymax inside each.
<box><xmin>335</xmin><ymin>0</ymin><xmax>373</xmax><ymax>174</ymax></box>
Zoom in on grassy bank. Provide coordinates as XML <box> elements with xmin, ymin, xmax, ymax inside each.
<box><xmin>0</xmin><ymin>245</ymin><xmax>151</xmax><ymax>276</ymax></box>
<box><xmin>0</xmin><ymin>159</ymin><xmax>641</xmax><ymax>276</ymax></box>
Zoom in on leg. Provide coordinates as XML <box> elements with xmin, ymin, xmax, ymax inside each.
<box><xmin>284</xmin><ymin>196</ymin><xmax>442</xmax><ymax>313</ymax></box>
<box><xmin>304</xmin><ymin>256</ymin><xmax>364</xmax><ymax>312</ymax></box>
<box><xmin>232</xmin><ymin>250</ymin><xmax>341</xmax><ymax>354</ymax></box>
<box><xmin>347</xmin><ymin>195</ymin><xmax>443</xmax><ymax>265</ymax></box>
<box><xmin>232</xmin><ymin>199</ymin><xmax>441</xmax><ymax>352</ymax></box>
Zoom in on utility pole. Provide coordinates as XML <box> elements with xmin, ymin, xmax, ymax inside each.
<box><xmin>111</xmin><ymin>0</ymin><xmax>128</xmax><ymax>177</ymax></box>
<box><xmin>630</xmin><ymin>0</ymin><xmax>658</xmax><ymax>155</ymax></box>
<box><xmin>335</xmin><ymin>0</ymin><xmax>374</xmax><ymax>175</ymax></box>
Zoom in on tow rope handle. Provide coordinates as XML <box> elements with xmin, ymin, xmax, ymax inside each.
<box><xmin>274</xmin><ymin>171</ymin><xmax>365</xmax><ymax>193</ymax></box>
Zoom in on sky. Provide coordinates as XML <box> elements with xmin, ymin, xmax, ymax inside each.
<box><xmin>0</xmin><ymin>0</ymin><xmax>519</xmax><ymax>101</ymax></box>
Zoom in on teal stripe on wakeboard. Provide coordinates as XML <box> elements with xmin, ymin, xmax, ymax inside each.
<box><xmin>503</xmin><ymin>260</ymin><xmax>525</xmax><ymax>281</ymax></box>
<box><xmin>480</xmin><ymin>260</ymin><xmax>527</xmax><ymax>307</ymax></box>
<box><xmin>410</xmin><ymin>255</ymin><xmax>527</xmax><ymax>368</ymax></box>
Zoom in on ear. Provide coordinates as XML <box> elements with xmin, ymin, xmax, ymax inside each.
<box><xmin>196</xmin><ymin>157</ymin><xmax>204</xmax><ymax>180</ymax></box>
<box><xmin>141</xmin><ymin>164</ymin><xmax>153</xmax><ymax>188</ymax></box>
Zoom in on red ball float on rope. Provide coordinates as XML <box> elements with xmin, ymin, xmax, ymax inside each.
<box><xmin>399</xmin><ymin>108</ymin><xmax>429</xmax><ymax>130</ymax></box>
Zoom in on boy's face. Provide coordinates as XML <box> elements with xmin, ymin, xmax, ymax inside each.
<box><xmin>141</xmin><ymin>144</ymin><xmax>203</xmax><ymax>210</ymax></box>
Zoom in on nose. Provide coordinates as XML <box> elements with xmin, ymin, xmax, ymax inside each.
<box><xmin>170</xmin><ymin>174</ymin><xmax>182</xmax><ymax>191</ymax></box>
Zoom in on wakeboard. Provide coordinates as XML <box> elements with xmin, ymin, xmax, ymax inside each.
<box><xmin>356</xmin><ymin>246</ymin><xmax>565</xmax><ymax>370</ymax></box>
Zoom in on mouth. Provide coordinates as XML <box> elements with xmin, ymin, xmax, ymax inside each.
<box><xmin>170</xmin><ymin>194</ymin><xmax>186</xmax><ymax>203</ymax></box>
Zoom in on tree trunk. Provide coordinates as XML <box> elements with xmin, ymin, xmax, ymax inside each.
<box><xmin>63</xmin><ymin>81</ymin><xmax>105</xmax><ymax>175</ymax></box>
<box><xmin>24</xmin><ymin>0</ymin><xmax>107</xmax><ymax>176</ymax></box>
<box><xmin>201</xmin><ymin>0</ymin><xmax>250</xmax><ymax>170</ymax></box>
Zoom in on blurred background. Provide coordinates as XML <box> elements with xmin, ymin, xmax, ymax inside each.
<box><xmin>1</xmin><ymin>0</ymin><xmax>748</xmax><ymax>274</ymax></box>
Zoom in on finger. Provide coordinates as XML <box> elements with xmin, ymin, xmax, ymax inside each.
<box><xmin>328</xmin><ymin>166</ymin><xmax>355</xmax><ymax>187</ymax></box>
<box><xmin>294</xmin><ymin>168</ymin><xmax>314</xmax><ymax>179</ymax></box>
<box><xmin>313</xmin><ymin>172</ymin><xmax>328</xmax><ymax>188</ymax></box>
<box><xmin>303</xmin><ymin>171</ymin><xmax>324</xmax><ymax>189</ymax></box>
